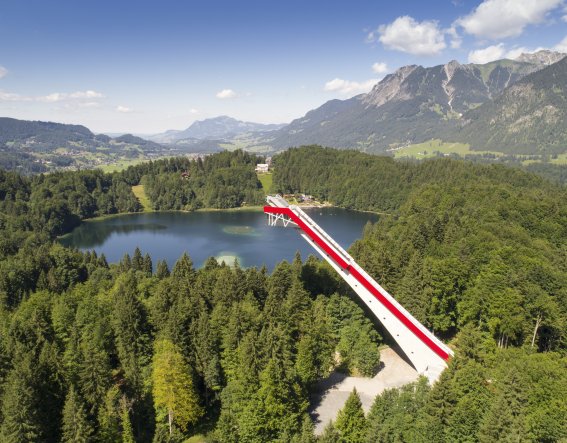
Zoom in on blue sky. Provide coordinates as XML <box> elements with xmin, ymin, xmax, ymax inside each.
<box><xmin>0</xmin><ymin>0</ymin><xmax>566</xmax><ymax>133</ymax></box>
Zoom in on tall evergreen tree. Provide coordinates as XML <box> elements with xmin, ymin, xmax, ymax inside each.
<box><xmin>172</xmin><ymin>252</ymin><xmax>196</xmax><ymax>285</ymax></box>
<box><xmin>319</xmin><ymin>421</ymin><xmax>340</xmax><ymax>443</ymax></box>
<box><xmin>143</xmin><ymin>253</ymin><xmax>153</xmax><ymax>276</ymax></box>
<box><xmin>120</xmin><ymin>399</ymin><xmax>135</xmax><ymax>443</ymax></box>
<box><xmin>335</xmin><ymin>388</ymin><xmax>367</xmax><ymax>443</ymax></box>
<box><xmin>111</xmin><ymin>272</ymin><xmax>151</xmax><ymax>395</ymax></box>
<box><xmin>132</xmin><ymin>247</ymin><xmax>144</xmax><ymax>272</ymax></box>
<box><xmin>156</xmin><ymin>260</ymin><xmax>170</xmax><ymax>279</ymax></box>
<box><xmin>0</xmin><ymin>364</ymin><xmax>41</xmax><ymax>443</ymax></box>
<box><xmin>152</xmin><ymin>339</ymin><xmax>202</xmax><ymax>435</ymax></box>
<box><xmin>62</xmin><ymin>386</ymin><xmax>94</xmax><ymax>443</ymax></box>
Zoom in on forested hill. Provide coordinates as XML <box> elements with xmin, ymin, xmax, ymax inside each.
<box><xmin>0</xmin><ymin>147</ymin><xmax>566</xmax><ymax>441</ymax></box>
<box><xmin>272</xmin><ymin>147</ymin><xmax>567</xmax><ymax>439</ymax></box>
<box><xmin>0</xmin><ymin>117</ymin><xmax>172</xmax><ymax>173</ymax></box>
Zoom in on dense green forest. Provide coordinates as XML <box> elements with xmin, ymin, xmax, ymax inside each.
<box><xmin>137</xmin><ymin>150</ymin><xmax>265</xmax><ymax>210</ymax></box>
<box><xmin>0</xmin><ymin>146</ymin><xmax>566</xmax><ymax>441</ymax></box>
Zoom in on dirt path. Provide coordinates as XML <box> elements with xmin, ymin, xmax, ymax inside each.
<box><xmin>309</xmin><ymin>347</ymin><xmax>419</xmax><ymax>435</ymax></box>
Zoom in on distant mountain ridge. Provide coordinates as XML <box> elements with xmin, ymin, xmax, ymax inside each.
<box><xmin>258</xmin><ymin>50</ymin><xmax>566</xmax><ymax>154</ymax></box>
<box><xmin>451</xmin><ymin>55</ymin><xmax>567</xmax><ymax>154</ymax></box>
<box><xmin>149</xmin><ymin>116</ymin><xmax>286</xmax><ymax>143</ymax></box>
<box><xmin>0</xmin><ymin>117</ymin><xmax>172</xmax><ymax>173</ymax></box>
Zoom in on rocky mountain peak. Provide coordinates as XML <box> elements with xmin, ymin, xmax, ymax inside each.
<box><xmin>444</xmin><ymin>60</ymin><xmax>461</xmax><ymax>81</ymax></box>
<box><xmin>515</xmin><ymin>50</ymin><xmax>565</xmax><ymax>66</ymax></box>
<box><xmin>362</xmin><ymin>64</ymin><xmax>419</xmax><ymax>107</ymax></box>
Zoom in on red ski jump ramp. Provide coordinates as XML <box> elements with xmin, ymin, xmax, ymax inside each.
<box><xmin>264</xmin><ymin>195</ymin><xmax>453</xmax><ymax>383</ymax></box>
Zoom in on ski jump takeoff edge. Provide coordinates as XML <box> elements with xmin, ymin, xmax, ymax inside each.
<box><xmin>264</xmin><ymin>195</ymin><xmax>453</xmax><ymax>382</ymax></box>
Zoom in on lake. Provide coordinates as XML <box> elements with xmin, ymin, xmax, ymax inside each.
<box><xmin>59</xmin><ymin>208</ymin><xmax>378</xmax><ymax>270</ymax></box>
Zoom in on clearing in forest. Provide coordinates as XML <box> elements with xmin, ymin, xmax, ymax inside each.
<box><xmin>132</xmin><ymin>184</ymin><xmax>152</xmax><ymax>212</ymax></box>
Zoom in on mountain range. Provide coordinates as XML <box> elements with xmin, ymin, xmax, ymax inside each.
<box><xmin>255</xmin><ymin>50</ymin><xmax>566</xmax><ymax>154</ymax></box>
<box><xmin>1</xmin><ymin>50</ymin><xmax>566</xmax><ymax>173</ymax></box>
<box><xmin>0</xmin><ymin>118</ymin><xmax>173</xmax><ymax>173</ymax></box>
<box><xmin>148</xmin><ymin>115</ymin><xmax>286</xmax><ymax>143</ymax></box>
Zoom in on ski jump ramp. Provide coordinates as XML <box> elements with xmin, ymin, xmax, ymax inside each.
<box><xmin>264</xmin><ymin>195</ymin><xmax>453</xmax><ymax>382</ymax></box>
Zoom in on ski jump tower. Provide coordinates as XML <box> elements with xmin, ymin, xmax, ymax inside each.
<box><xmin>264</xmin><ymin>195</ymin><xmax>453</xmax><ymax>382</ymax></box>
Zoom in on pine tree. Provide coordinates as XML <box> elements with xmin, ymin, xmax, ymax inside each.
<box><xmin>156</xmin><ymin>260</ymin><xmax>170</xmax><ymax>279</ymax></box>
<box><xmin>319</xmin><ymin>421</ymin><xmax>340</xmax><ymax>443</ymax></box>
<box><xmin>335</xmin><ymin>388</ymin><xmax>367</xmax><ymax>443</ymax></box>
<box><xmin>291</xmin><ymin>415</ymin><xmax>316</xmax><ymax>443</ymax></box>
<box><xmin>78</xmin><ymin>337</ymin><xmax>112</xmax><ymax>414</ymax></box>
<box><xmin>152</xmin><ymin>339</ymin><xmax>203</xmax><ymax>435</ymax></box>
<box><xmin>295</xmin><ymin>334</ymin><xmax>318</xmax><ymax>386</ymax></box>
<box><xmin>96</xmin><ymin>386</ymin><xmax>122</xmax><ymax>442</ymax></box>
<box><xmin>143</xmin><ymin>253</ymin><xmax>153</xmax><ymax>276</ymax></box>
<box><xmin>111</xmin><ymin>272</ymin><xmax>151</xmax><ymax>395</ymax></box>
<box><xmin>132</xmin><ymin>247</ymin><xmax>143</xmax><ymax>271</ymax></box>
<box><xmin>62</xmin><ymin>386</ymin><xmax>94</xmax><ymax>443</ymax></box>
<box><xmin>478</xmin><ymin>367</ymin><xmax>526</xmax><ymax>443</ymax></box>
<box><xmin>120</xmin><ymin>253</ymin><xmax>132</xmax><ymax>273</ymax></box>
<box><xmin>0</xmin><ymin>364</ymin><xmax>41</xmax><ymax>443</ymax></box>
<box><xmin>120</xmin><ymin>399</ymin><xmax>135</xmax><ymax>443</ymax></box>
<box><xmin>98</xmin><ymin>253</ymin><xmax>109</xmax><ymax>268</ymax></box>
<box><xmin>172</xmin><ymin>252</ymin><xmax>196</xmax><ymax>284</ymax></box>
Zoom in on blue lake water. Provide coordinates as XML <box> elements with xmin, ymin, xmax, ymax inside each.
<box><xmin>59</xmin><ymin>208</ymin><xmax>378</xmax><ymax>270</ymax></box>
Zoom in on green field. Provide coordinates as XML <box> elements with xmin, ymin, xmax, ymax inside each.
<box><xmin>257</xmin><ymin>172</ymin><xmax>273</xmax><ymax>194</ymax></box>
<box><xmin>131</xmin><ymin>184</ymin><xmax>152</xmax><ymax>212</ymax></box>
<box><xmin>394</xmin><ymin>139</ymin><xmax>567</xmax><ymax>165</ymax></box>
<box><xmin>393</xmin><ymin>139</ymin><xmax>500</xmax><ymax>159</ymax></box>
<box><xmin>548</xmin><ymin>153</ymin><xmax>567</xmax><ymax>165</ymax></box>
<box><xmin>99</xmin><ymin>158</ymin><xmax>149</xmax><ymax>173</ymax></box>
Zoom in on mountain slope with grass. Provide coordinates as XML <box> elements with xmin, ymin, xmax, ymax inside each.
<box><xmin>450</xmin><ymin>55</ymin><xmax>567</xmax><ymax>154</ymax></box>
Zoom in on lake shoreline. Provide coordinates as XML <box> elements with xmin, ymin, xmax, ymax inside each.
<box><xmin>57</xmin><ymin>203</ymin><xmax>381</xmax><ymax>240</ymax></box>
<box><xmin>58</xmin><ymin>208</ymin><xmax>379</xmax><ymax>269</ymax></box>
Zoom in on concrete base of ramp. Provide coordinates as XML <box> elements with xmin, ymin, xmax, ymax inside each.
<box><xmin>309</xmin><ymin>347</ymin><xmax>419</xmax><ymax>435</ymax></box>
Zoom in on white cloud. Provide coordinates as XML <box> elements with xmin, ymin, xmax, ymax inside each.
<box><xmin>504</xmin><ymin>46</ymin><xmax>550</xmax><ymax>59</ymax></box>
<box><xmin>69</xmin><ymin>90</ymin><xmax>103</xmax><ymax>99</ymax></box>
<box><xmin>0</xmin><ymin>66</ymin><xmax>7</xmax><ymax>79</ymax></box>
<box><xmin>37</xmin><ymin>90</ymin><xmax>104</xmax><ymax>103</ymax></box>
<box><xmin>116</xmin><ymin>105</ymin><xmax>133</xmax><ymax>113</ymax></box>
<box><xmin>370</xmin><ymin>16</ymin><xmax>446</xmax><ymax>56</ymax></box>
<box><xmin>0</xmin><ymin>91</ymin><xmax>31</xmax><ymax>102</ymax></box>
<box><xmin>446</xmin><ymin>26</ymin><xmax>462</xmax><ymax>49</ymax></box>
<box><xmin>496</xmin><ymin>36</ymin><xmax>567</xmax><ymax>61</ymax></box>
<box><xmin>468</xmin><ymin>44</ymin><xmax>505</xmax><ymax>63</ymax></box>
<box><xmin>457</xmin><ymin>0</ymin><xmax>563</xmax><ymax>39</ymax></box>
<box><xmin>371</xmin><ymin>62</ymin><xmax>388</xmax><ymax>74</ymax></box>
<box><xmin>324</xmin><ymin>78</ymin><xmax>378</xmax><ymax>96</ymax></box>
<box><xmin>216</xmin><ymin>89</ymin><xmax>237</xmax><ymax>99</ymax></box>
<box><xmin>555</xmin><ymin>36</ymin><xmax>567</xmax><ymax>52</ymax></box>
<box><xmin>189</xmin><ymin>108</ymin><xmax>199</xmax><ymax>114</ymax></box>
<box><xmin>38</xmin><ymin>93</ymin><xmax>63</xmax><ymax>103</ymax></box>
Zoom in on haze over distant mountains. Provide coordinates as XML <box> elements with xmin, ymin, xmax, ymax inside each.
<box><xmin>148</xmin><ymin>116</ymin><xmax>286</xmax><ymax>143</ymax></box>
<box><xmin>2</xmin><ymin>50</ymin><xmax>566</xmax><ymax>173</ymax></box>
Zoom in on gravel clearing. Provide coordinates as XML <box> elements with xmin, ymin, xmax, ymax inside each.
<box><xmin>309</xmin><ymin>347</ymin><xmax>419</xmax><ymax>435</ymax></box>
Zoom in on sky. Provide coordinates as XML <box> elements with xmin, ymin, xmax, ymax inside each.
<box><xmin>0</xmin><ymin>0</ymin><xmax>566</xmax><ymax>134</ymax></box>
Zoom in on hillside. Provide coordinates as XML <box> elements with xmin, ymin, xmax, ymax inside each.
<box><xmin>257</xmin><ymin>51</ymin><xmax>565</xmax><ymax>154</ymax></box>
<box><xmin>0</xmin><ymin>148</ymin><xmax>566</xmax><ymax>441</ymax></box>
<box><xmin>149</xmin><ymin>115</ymin><xmax>286</xmax><ymax>143</ymax></box>
<box><xmin>451</xmin><ymin>56</ymin><xmax>567</xmax><ymax>154</ymax></box>
<box><xmin>0</xmin><ymin>117</ymin><xmax>176</xmax><ymax>173</ymax></box>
